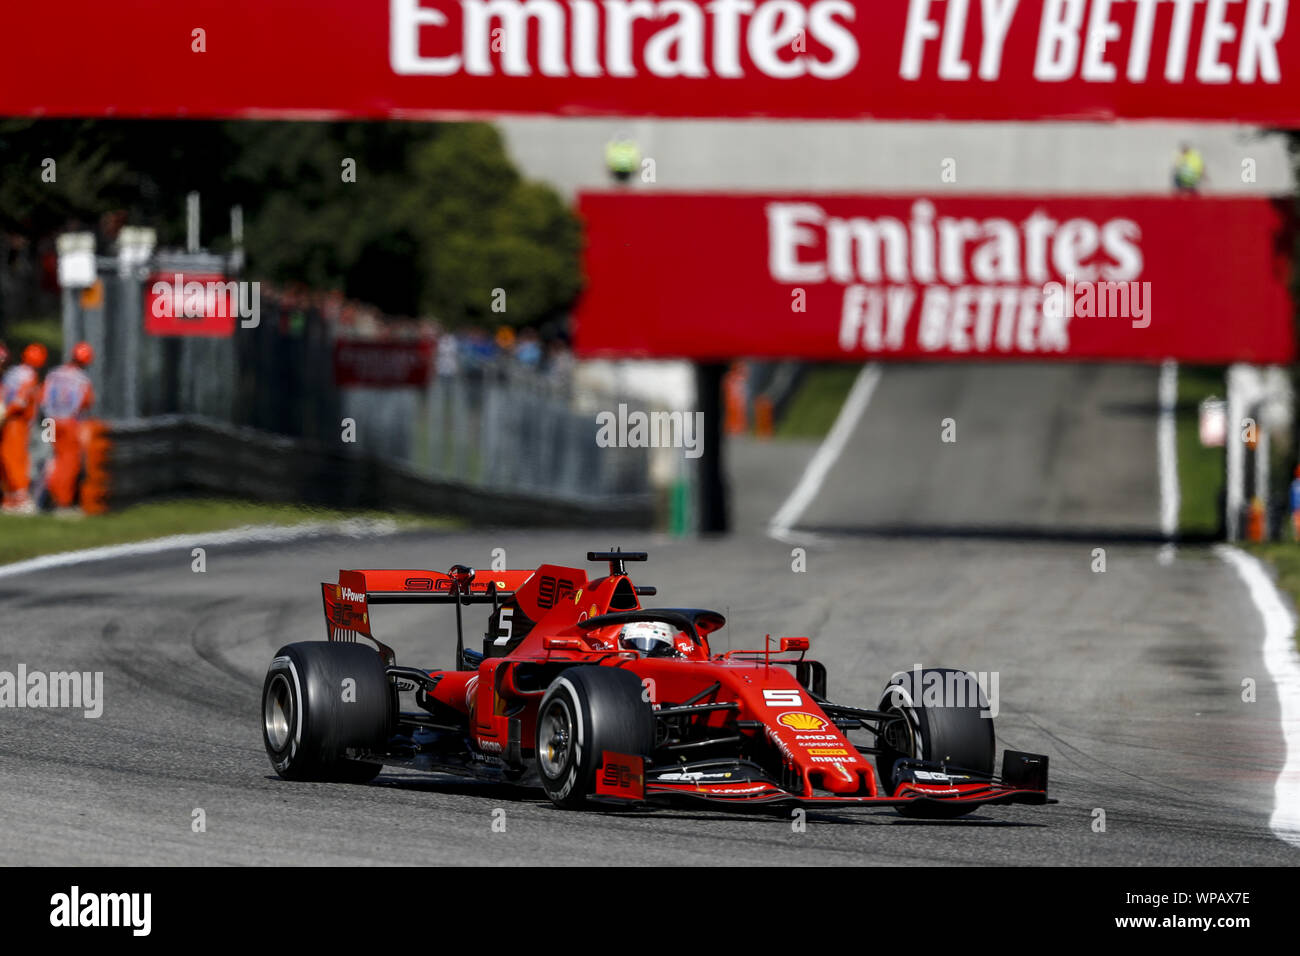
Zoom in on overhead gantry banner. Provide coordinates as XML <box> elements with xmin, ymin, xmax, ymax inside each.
<box><xmin>2</xmin><ymin>1</ymin><xmax>1299</xmax><ymax>122</ymax></box>
<box><xmin>573</xmin><ymin>193</ymin><xmax>1295</xmax><ymax>364</ymax></box>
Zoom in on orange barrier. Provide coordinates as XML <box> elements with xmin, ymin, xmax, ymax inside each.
<box><xmin>1247</xmin><ymin>496</ymin><xmax>1266</xmax><ymax>543</ymax></box>
<box><xmin>753</xmin><ymin>395</ymin><xmax>774</xmax><ymax>440</ymax></box>
<box><xmin>79</xmin><ymin>420</ymin><xmax>110</xmax><ymax>514</ymax></box>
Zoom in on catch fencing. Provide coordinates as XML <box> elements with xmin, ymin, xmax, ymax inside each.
<box><xmin>61</xmin><ymin>253</ymin><xmax>654</xmax><ymax>516</ymax></box>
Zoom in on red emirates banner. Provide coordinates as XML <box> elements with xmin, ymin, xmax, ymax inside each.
<box><xmin>2</xmin><ymin>1</ymin><xmax>1299</xmax><ymax>122</ymax></box>
<box><xmin>334</xmin><ymin>339</ymin><xmax>435</xmax><ymax>387</ymax></box>
<box><xmin>572</xmin><ymin>193</ymin><xmax>1295</xmax><ymax>364</ymax></box>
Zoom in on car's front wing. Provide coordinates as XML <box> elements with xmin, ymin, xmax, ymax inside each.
<box><xmin>640</xmin><ymin>778</ymin><xmax>1052</xmax><ymax>809</ymax></box>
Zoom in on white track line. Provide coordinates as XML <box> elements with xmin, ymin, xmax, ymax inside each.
<box><xmin>0</xmin><ymin>518</ymin><xmax>401</xmax><ymax>581</ymax></box>
<box><xmin>768</xmin><ymin>363</ymin><xmax>881</xmax><ymax>541</ymax></box>
<box><xmin>1216</xmin><ymin>545</ymin><xmax>1300</xmax><ymax>848</ymax></box>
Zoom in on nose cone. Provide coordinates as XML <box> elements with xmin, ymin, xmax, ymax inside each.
<box><xmin>817</xmin><ymin>760</ymin><xmax>863</xmax><ymax>794</ymax></box>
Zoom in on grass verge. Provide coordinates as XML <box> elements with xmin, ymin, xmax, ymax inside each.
<box><xmin>3</xmin><ymin>317</ymin><xmax>63</xmax><ymax>356</ymax></box>
<box><xmin>0</xmin><ymin>498</ymin><xmax>450</xmax><ymax>565</ymax></box>
<box><xmin>1175</xmin><ymin>365</ymin><xmax>1300</xmax><ymax>645</ymax></box>
<box><xmin>1242</xmin><ymin>543</ymin><xmax>1300</xmax><ymax>615</ymax></box>
<box><xmin>1174</xmin><ymin>365</ymin><xmax>1227</xmax><ymax>539</ymax></box>
<box><xmin>776</xmin><ymin>364</ymin><xmax>860</xmax><ymax>439</ymax></box>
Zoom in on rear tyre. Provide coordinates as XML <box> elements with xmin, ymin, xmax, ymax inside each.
<box><xmin>535</xmin><ymin>666</ymin><xmax>654</xmax><ymax>810</ymax></box>
<box><xmin>875</xmin><ymin>666</ymin><xmax>995</xmax><ymax>818</ymax></box>
<box><xmin>262</xmin><ymin>642</ymin><xmax>392</xmax><ymax>783</ymax></box>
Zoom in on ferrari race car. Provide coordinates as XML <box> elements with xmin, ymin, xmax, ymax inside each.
<box><xmin>260</xmin><ymin>550</ymin><xmax>1052</xmax><ymax>816</ymax></box>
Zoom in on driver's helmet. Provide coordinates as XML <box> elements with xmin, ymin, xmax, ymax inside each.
<box><xmin>618</xmin><ymin>621</ymin><xmax>677</xmax><ymax>657</ymax></box>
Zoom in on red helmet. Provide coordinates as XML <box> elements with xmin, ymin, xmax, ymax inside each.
<box><xmin>22</xmin><ymin>343</ymin><xmax>47</xmax><ymax>369</ymax></box>
<box><xmin>72</xmin><ymin>342</ymin><xmax>94</xmax><ymax>366</ymax></box>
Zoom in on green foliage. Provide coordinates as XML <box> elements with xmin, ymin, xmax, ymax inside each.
<box><xmin>1175</xmin><ymin>366</ymin><xmax>1226</xmax><ymax>539</ymax></box>
<box><xmin>0</xmin><ymin>119</ymin><xmax>580</xmax><ymax>327</ymax></box>
<box><xmin>4</xmin><ymin>317</ymin><xmax>62</xmax><ymax>355</ymax></box>
<box><xmin>408</xmin><ymin>125</ymin><xmax>583</xmax><ymax>327</ymax></box>
<box><xmin>0</xmin><ymin>120</ymin><xmax>236</xmax><ymax>241</ymax></box>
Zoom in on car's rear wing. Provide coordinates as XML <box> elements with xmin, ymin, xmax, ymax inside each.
<box><xmin>321</xmin><ymin>567</ymin><xmax>536</xmax><ymax>666</ymax></box>
<box><xmin>335</xmin><ymin>568</ymin><xmax>533</xmax><ymax>604</ymax></box>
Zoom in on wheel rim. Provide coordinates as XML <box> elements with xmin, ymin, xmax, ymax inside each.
<box><xmin>880</xmin><ymin>692</ymin><xmax>919</xmax><ymax>761</ymax></box>
<box><xmin>538</xmin><ymin>699</ymin><xmax>572</xmax><ymax>779</ymax></box>
<box><xmin>881</xmin><ymin>712</ymin><xmax>914</xmax><ymax>756</ymax></box>
<box><xmin>264</xmin><ymin>673</ymin><xmax>294</xmax><ymax>751</ymax></box>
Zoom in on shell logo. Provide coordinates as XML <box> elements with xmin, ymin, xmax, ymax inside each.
<box><xmin>778</xmin><ymin>712</ymin><xmax>827</xmax><ymax>731</ymax></box>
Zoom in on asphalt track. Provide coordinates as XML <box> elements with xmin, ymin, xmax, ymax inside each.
<box><xmin>1</xmin><ymin>363</ymin><xmax>1297</xmax><ymax>865</ymax></box>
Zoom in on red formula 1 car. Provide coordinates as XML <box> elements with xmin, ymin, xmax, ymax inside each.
<box><xmin>260</xmin><ymin>550</ymin><xmax>1052</xmax><ymax>816</ymax></box>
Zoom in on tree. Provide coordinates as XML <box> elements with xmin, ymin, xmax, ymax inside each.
<box><xmin>0</xmin><ymin>119</ymin><xmax>582</xmax><ymax>327</ymax></box>
<box><xmin>226</xmin><ymin>120</ymin><xmax>582</xmax><ymax>324</ymax></box>
<box><xmin>410</xmin><ymin>124</ymin><xmax>583</xmax><ymax>327</ymax></box>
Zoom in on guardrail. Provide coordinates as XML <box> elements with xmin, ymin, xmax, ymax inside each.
<box><xmin>103</xmin><ymin>416</ymin><xmax>656</xmax><ymax>528</ymax></box>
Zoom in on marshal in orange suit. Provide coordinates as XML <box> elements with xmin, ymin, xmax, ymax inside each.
<box><xmin>1</xmin><ymin>343</ymin><xmax>47</xmax><ymax>513</ymax></box>
<box><xmin>41</xmin><ymin>342</ymin><xmax>96</xmax><ymax>510</ymax></box>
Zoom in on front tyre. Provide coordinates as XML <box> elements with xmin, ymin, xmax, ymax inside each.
<box><xmin>875</xmin><ymin>666</ymin><xmax>995</xmax><ymax>818</ymax></box>
<box><xmin>262</xmin><ymin>642</ymin><xmax>392</xmax><ymax>783</ymax></box>
<box><xmin>535</xmin><ymin>666</ymin><xmax>654</xmax><ymax>810</ymax></box>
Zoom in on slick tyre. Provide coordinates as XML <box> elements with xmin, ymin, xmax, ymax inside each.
<box><xmin>535</xmin><ymin>666</ymin><xmax>654</xmax><ymax>810</ymax></box>
<box><xmin>262</xmin><ymin>642</ymin><xmax>392</xmax><ymax>783</ymax></box>
<box><xmin>875</xmin><ymin>666</ymin><xmax>995</xmax><ymax>818</ymax></box>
